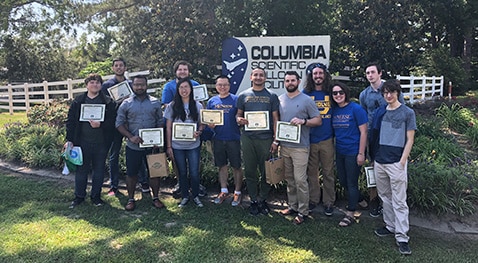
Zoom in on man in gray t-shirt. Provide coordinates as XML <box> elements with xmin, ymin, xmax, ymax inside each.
<box><xmin>277</xmin><ymin>71</ymin><xmax>322</xmax><ymax>225</ymax></box>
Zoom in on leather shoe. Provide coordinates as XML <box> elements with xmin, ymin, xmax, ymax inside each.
<box><xmin>152</xmin><ymin>199</ymin><xmax>164</xmax><ymax>209</ymax></box>
<box><xmin>125</xmin><ymin>200</ymin><xmax>135</xmax><ymax>211</ymax></box>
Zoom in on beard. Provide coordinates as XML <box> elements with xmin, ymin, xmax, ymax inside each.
<box><xmin>286</xmin><ymin>85</ymin><xmax>299</xmax><ymax>93</ymax></box>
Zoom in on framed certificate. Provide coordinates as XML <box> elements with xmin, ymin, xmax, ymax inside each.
<box><xmin>107</xmin><ymin>81</ymin><xmax>132</xmax><ymax>101</ymax></box>
<box><xmin>275</xmin><ymin>121</ymin><xmax>301</xmax><ymax>144</ymax></box>
<box><xmin>172</xmin><ymin>123</ymin><xmax>196</xmax><ymax>141</ymax></box>
<box><xmin>200</xmin><ymin>109</ymin><xmax>223</xmax><ymax>125</ymax></box>
<box><xmin>139</xmin><ymin>128</ymin><xmax>164</xmax><ymax>148</ymax></box>
<box><xmin>244</xmin><ymin>111</ymin><xmax>269</xmax><ymax>131</ymax></box>
<box><xmin>193</xmin><ymin>84</ymin><xmax>209</xmax><ymax>101</ymax></box>
<box><xmin>79</xmin><ymin>104</ymin><xmax>106</xmax><ymax>122</ymax></box>
<box><xmin>365</xmin><ymin>166</ymin><xmax>376</xmax><ymax>188</ymax></box>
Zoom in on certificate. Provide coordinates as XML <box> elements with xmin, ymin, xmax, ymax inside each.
<box><xmin>365</xmin><ymin>167</ymin><xmax>376</xmax><ymax>188</ymax></box>
<box><xmin>107</xmin><ymin>81</ymin><xmax>132</xmax><ymax>101</ymax></box>
<box><xmin>79</xmin><ymin>104</ymin><xmax>105</xmax><ymax>122</ymax></box>
<box><xmin>244</xmin><ymin>111</ymin><xmax>269</xmax><ymax>131</ymax></box>
<box><xmin>275</xmin><ymin>121</ymin><xmax>301</xmax><ymax>144</ymax></box>
<box><xmin>172</xmin><ymin>123</ymin><xmax>196</xmax><ymax>141</ymax></box>
<box><xmin>200</xmin><ymin>109</ymin><xmax>223</xmax><ymax>125</ymax></box>
<box><xmin>193</xmin><ymin>84</ymin><xmax>209</xmax><ymax>101</ymax></box>
<box><xmin>139</xmin><ymin>128</ymin><xmax>164</xmax><ymax>148</ymax></box>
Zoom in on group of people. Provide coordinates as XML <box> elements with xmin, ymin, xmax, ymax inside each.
<box><xmin>65</xmin><ymin>59</ymin><xmax>416</xmax><ymax>255</ymax></box>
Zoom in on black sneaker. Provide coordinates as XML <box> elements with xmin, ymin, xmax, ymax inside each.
<box><xmin>308</xmin><ymin>202</ymin><xmax>317</xmax><ymax>213</ymax></box>
<box><xmin>370</xmin><ymin>205</ymin><xmax>383</xmax><ymax>217</ymax></box>
<box><xmin>92</xmin><ymin>198</ymin><xmax>105</xmax><ymax>207</ymax></box>
<box><xmin>198</xmin><ymin>184</ymin><xmax>207</xmax><ymax>197</ymax></box>
<box><xmin>259</xmin><ymin>200</ymin><xmax>270</xmax><ymax>215</ymax></box>
<box><xmin>324</xmin><ymin>205</ymin><xmax>334</xmax><ymax>216</ymax></box>
<box><xmin>69</xmin><ymin>197</ymin><xmax>84</xmax><ymax>209</ymax></box>
<box><xmin>249</xmin><ymin>201</ymin><xmax>260</xmax><ymax>216</ymax></box>
<box><xmin>374</xmin><ymin>227</ymin><xmax>394</xmax><ymax>237</ymax></box>
<box><xmin>397</xmin><ymin>241</ymin><xmax>412</xmax><ymax>255</ymax></box>
<box><xmin>141</xmin><ymin>183</ymin><xmax>150</xmax><ymax>193</ymax></box>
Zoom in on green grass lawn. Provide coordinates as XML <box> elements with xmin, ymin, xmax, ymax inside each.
<box><xmin>0</xmin><ymin>111</ymin><xmax>27</xmax><ymax>127</ymax></box>
<box><xmin>0</xmin><ymin>172</ymin><xmax>477</xmax><ymax>263</ymax></box>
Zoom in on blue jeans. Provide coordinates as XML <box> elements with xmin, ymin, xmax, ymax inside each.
<box><xmin>75</xmin><ymin>141</ymin><xmax>108</xmax><ymax>200</ymax></box>
<box><xmin>173</xmin><ymin>146</ymin><xmax>201</xmax><ymax>199</ymax></box>
<box><xmin>336</xmin><ymin>152</ymin><xmax>361</xmax><ymax>211</ymax></box>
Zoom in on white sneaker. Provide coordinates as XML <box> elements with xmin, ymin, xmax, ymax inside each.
<box><xmin>178</xmin><ymin>198</ymin><xmax>189</xmax><ymax>208</ymax></box>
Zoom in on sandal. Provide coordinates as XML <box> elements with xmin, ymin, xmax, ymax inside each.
<box><xmin>339</xmin><ymin>215</ymin><xmax>354</xmax><ymax>227</ymax></box>
<box><xmin>280</xmin><ymin>208</ymin><xmax>297</xmax><ymax>215</ymax></box>
<box><xmin>293</xmin><ymin>213</ymin><xmax>305</xmax><ymax>225</ymax></box>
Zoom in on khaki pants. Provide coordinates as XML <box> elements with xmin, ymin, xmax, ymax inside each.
<box><xmin>375</xmin><ymin>161</ymin><xmax>410</xmax><ymax>243</ymax></box>
<box><xmin>307</xmin><ymin>138</ymin><xmax>335</xmax><ymax>206</ymax></box>
<box><xmin>282</xmin><ymin>146</ymin><xmax>310</xmax><ymax>215</ymax></box>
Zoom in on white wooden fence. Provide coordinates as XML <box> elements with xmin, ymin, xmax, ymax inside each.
<box><xmin>396</xmin><ymin>75</ymin><xmax>444</xmax><ymax>104</ymax></box>
<box><xmin>0</xmin><ymin>71</ymin><xmax>444</xmax><ymax>114</ymax></box>
<box><xmin>0</xmin><ymin>71</ymin><xmax>165</xmax><ymax>114</ymax></box>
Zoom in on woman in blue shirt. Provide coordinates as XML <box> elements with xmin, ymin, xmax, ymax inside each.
<box><xmin>331</xmin><ymin>82</ymin><xmax>368</xmax><ymax>227</ymax></box>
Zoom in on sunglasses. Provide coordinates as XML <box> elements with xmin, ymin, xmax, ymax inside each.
<box><xmin>306</xmin><ymin>63</ymin><xmax>328</xmax><ymax>74</ymax></box>
<box><xmin>332</xmin><ymin>90</ymin><xmax>345</xmax><ymax>96</ymax></box>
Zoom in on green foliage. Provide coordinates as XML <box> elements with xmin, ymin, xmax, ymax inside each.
<box><xmin>408</xmin><ymin>161</ymin><xmax>478</xmax><ymax>216</ymax></box>
<box><xmin>466</xmin><ymin>126</ymin><xmax>478</xmax><ymax>149</ymax></box>
<box><xmin>436</xmin><ymin>103</ymin><xmax>475</xmax><ymax>134</ymax></box>
<box><xmin>411</xmin><ymin>136</ymin><xmax>465</xmax><ymax>166</ymax></box>
<box><xmin>199</xmin><ymin>142</ymin><xmax>217</xmax><ymax>186</ymax></box>
<box><xmin>27</xmin><ymin>99</ymin><xmax>70</xmax><ymax>128</ymax></box>
<box><xmin>412</xmin><ymin>46</ymin><xmax>470</xmax><ymax>95</ymax></box>
<box><xmin>0</xmin><ymin>123</ymin><xmax>64</xmax><ymax>168</ymax></box>
<box><xmin>78</xmin><ymin>60</ymin><xmax>113</xmax><ymax>78</ymax></box>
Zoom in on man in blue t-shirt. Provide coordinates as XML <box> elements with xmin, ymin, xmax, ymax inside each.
<box><xmin>207</xmin><ymin>75</ymin><xmax>243</xmax><ymax>207</ymax></box>
<box><xmin>370</xmin><ymin>79</ymin><xmax>416</xmax><ymax>256</ymax></box>
<box><xmin>302</xmin><ymin>63</ymin><xmax>336</xmax><ymax>216</ymax></box>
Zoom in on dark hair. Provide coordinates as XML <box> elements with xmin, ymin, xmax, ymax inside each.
<box><xmin>382</xmin><ymin>79</ymin><xmax>402</xmax><ymax>96</ymax></box>
<box><xmin>172</xmin><ymin>78</ymin><xmax>198</xmax><ymax>122</ymax></box>
<box><xmin>330</xmin><ymin>81</ymin><xmax>351</xmax><ymax>107</ymax></box>
<box><xmin>131</xmin><ymin>75</ymin><xmax>148</xmax><ymax>84</ymax></box>
<box><xmin>365</xmin><ymin>62</ymin><xmax>382</xmax><ymax>74</ymax></box>
<box><xmin>215</xmin><ymin>75</ymin><xmax>230</xmax><ymax>83</ymax></box>
<box><xmin>84</xmin><ymin>73</ymin><xmax>103</xmax><ymax>85</ymax></box>
<box><xmin>251</xmin><ymin>66</ymin><xmax>266</xmax><ymax>75</ymax></box>
<box><xmin>173</xmin><ymin>60</ymin><xmax>192</xmax><ymax>75</ymax></box>
<box><xmin>112</xmin><ymin>58</ymin><xmax>126</xmax><ymax>67</ymax></box>
<box><xmin>284</xmin><ymin>71</ymin><xmax>300</xmax><ymax>80</ymax></box>
<box><xmin>304</xmin><ymin>63</ymin><xmax>331</xmax><ymax>93</ymax></box>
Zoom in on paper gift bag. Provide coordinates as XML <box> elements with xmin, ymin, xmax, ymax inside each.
<box><xmin>146</xmin><ymin>153</ymin><xmax>168</xmax><ymax>178</ymax></box>
<box><xmin>265</xmin><ymin>156</ymin><xmax>285</xmax><ymax>185</ymax></box>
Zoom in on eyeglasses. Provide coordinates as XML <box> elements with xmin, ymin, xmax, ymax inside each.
<box><xmin>133</xmin><ymin>83</ymin><xmax>146</xmax><ymax>87</ymax></box>
<box><xmin>306</xmin><ymin>62</ymin><xmax>328</xmax><ymax>74</ymax></box>
<box><xmin>332</xmin><ymin>90</ymin><xmax>345</xmax><ymax>96</ymax></box>
<box><xmin>215</xmin><ymin>84</ymin><xmax>230</xmax><ymax>87</ymax></box>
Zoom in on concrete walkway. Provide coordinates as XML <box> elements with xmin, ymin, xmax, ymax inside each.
<box><xmin>1</xmin><ymin>159</ymin><xmax>477</xmax><ymax>235</ymax></box>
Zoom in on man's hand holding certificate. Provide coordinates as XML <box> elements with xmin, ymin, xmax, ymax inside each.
<box><xmin>139</xmin><ymin>128</ymin><xmax>164</xmax><ymax>148</ymax></box>
<box><xmin>79</xmin><ymin>104</ymin><xmax>106</xmax><ymax>122</ymax></box>
<box><xmin>244</xmin><ymin>111</ymin><xmax>269</xmax><ymax>131</ymax></box>
<box><xmin>200</xmin><ymin>109</ymin><xmax>223</xmax><ymax>125</ymax></box>
<box><xmin>275</xmin><ymin>121</ymin><xmax>301</xmax><ymax>144</ymax></box>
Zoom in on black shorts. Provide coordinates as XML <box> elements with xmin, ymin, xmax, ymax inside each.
<box><xmin>212</xmin><ymin>140</ymin><xmax>241</xmax><ymax>169</ymax></box>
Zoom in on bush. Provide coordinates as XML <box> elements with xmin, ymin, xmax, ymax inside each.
<box><xmin>408</xmin><ymin>161</ymin><xmax>478</xmax><ymax>216</ymax></box>
<box><xmin>27</xmin><ymin>99</ymin><xmax>70</xmax><ymax>128</ymax></box>
<box><xmin>0</xmin><ymin>123</ymin><xmax>64</xmax><ymax>168</ymax></box>
<box><xmin>436</xmin><ymin>103</ymin><xmax>476</xmax><ymax>134</ymax></box>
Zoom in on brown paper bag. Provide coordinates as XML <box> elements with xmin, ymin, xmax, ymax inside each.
<box><xmin>146</xmin><ymin>153</ymin><xmax>168</xmax><ymax>178</ymax></box>
<box><xmin>265</xmin><ymin>156</ymin><xmax>284</xmax><ymax>184</ymax></box>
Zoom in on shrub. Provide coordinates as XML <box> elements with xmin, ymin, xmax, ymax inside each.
<box><xmin>436</xmin><ymin>103</ymin><xmax>476</xmax><ymax>134</ymax></box>
<box><xmin>408</xmin><ymin>161</ymin><xmax>478</xmax><ymax>216</ymax></box>
<box><xmin>27</xmin><ymin>99</ymin><xmax>70</xmax><ymax>128</ymax></box>
<box><xmin>0</xmin><ymin>123</ymin><xmax>64</xmax><ymax>168</ymax></box>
